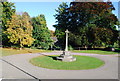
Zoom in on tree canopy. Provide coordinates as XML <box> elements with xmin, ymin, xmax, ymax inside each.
<box><xmin>32</xmin><ymin>14</ymin><xmax>53</xmax><ymax>49</ymax></box>
<box><xmin>5</xmin><ymin>13</ymin><xmax>34</xmax><ymax>48</ymax></box>
<box><xmin>54</xmin><ymin>1</ymin><xmax>119</xmax><ymax>48</ymax></box>
<box><xmin>1</xmin><ymin>1</ymin><xmax>16</xmax><ymax>46</ymax></box>
<box><xmin>1</xmin><ymin>1</ymin><xmax>53</xmax><ymax>49</ymax></box>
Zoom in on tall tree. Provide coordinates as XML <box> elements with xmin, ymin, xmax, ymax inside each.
<box><xmin>54</xmin><ymin>2</ymin><xmax>69</xmax><ymax>47</ymax></box>
<box><xmin>54</xmin><ymin>1</ymin><xmax>119</xmax><ymax>48</ymax></box>
<box><xmin>32</xmin><ymin>14</ymin><xmax>52</xmax><ymax>49</ymax></box>
<box><xmin>0</xmin><ymin>2</ymin><xmax>2</xmax><ymax>46</ymax></box>
<box><xmin>1</xmin><ymin>1</ymin><xmax>15</xmax><ymax>46</ymax></box>
<box><xmin>5</xmin><ymin>13</ymin><xmax>34</xmax><ymax>49</ymax></box>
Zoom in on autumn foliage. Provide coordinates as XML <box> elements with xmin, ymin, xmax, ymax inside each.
<box><xmin>5</xmin><ymin>14</ymin><xmax>34</xmax><ymax>48</ymax></box>
<box><xmin>2</xmin><ymin>2</ymin><xmax>53</xmax><ymax>49</ymax></box>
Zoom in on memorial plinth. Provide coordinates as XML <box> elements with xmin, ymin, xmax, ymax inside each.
<box><xmin>56</xmin><ymin>29</ymin><xmax>76</xmax><ymax>62</ymax></box>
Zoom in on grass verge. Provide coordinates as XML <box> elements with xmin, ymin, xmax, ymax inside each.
<box><xmin>72</xmin><ymin>50</ymin><xmax>119</xmax><ymax>55</ymax></box>
<box><xmin>1</xmin><ymin>48</ymin><xmax>51</xmax><ymax>56</ymax></box>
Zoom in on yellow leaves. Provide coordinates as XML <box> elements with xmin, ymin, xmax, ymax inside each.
<box><xmin>21</xmin><ymin>35</ymin><xmax>35</xmax><ymax>46</ymax></box>
<box><xmin>5</xmin><ymin>13</ymin><xmax>34</xmax><ymax>47</ymax></box>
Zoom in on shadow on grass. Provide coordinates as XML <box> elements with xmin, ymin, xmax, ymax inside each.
<box><xmin>41</xmin><ymin>54</ymin><xmax>58</xmax><ymax>60</ymax></box>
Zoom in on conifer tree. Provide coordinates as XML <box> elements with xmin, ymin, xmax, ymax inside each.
<box><xmin>1</xmin><ymin>1</ymin><xmax>15</xmax><ymax>46</ymax></box>
<box><xmin>32</xmin><ymin>14</ymin><xmax>52</xmax><ymax>49</ymax></box>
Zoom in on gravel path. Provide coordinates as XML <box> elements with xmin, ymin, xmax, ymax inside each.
<box><xmin>1</xmin><ymin>51</ymin><xmax>119</xmax><ymax>79</ymax></box>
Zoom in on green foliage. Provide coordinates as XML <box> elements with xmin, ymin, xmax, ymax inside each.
<box><xmin>88</xmin><ymin>28</ymin><xmax>118</xmax><ymax>46</ymax></box>
<box><xmin>32</xmin><ymin>14</ymin><xmax>53</xmax><ymax>50</ymax></box>
<box><xmin>68</xmin><ymin>45</ymin><xmax>74</xmax><ymax>50</ymax></box>
<box><xmin>53</xmin><ymin>2</ymin><xmax>69</xmax><ymax>47</ymax></box>
<box><xmin>1</xmin><ymin>2</ymin><xmax>53</xmax><ymax>49</ymax></box>
<box><xmin>1</xmin><ymin>1</ymin><xmax>15</xmax><ymax>30</ymax></box>
<box><xmin>1</xmin><ymin>1</ymin><xmax>16</xmax><ymax>46</ymax></box>
<box><xmin>54</xmin><ymin>2</ymin><xmax>119</xmax><ymax>48</ymax></box>
<box><xmin>5</xmin><ymin>13</ymin><xmax>34</xmax><ymax>48</ymax></box>
<box><xmin>113</xmin><ymin>41</ymin><xmax>119</xmax><ymax>48</ymax></box>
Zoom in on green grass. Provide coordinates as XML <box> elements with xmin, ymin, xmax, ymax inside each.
<box><xmin>2</xmin><ymin>47</ymin><xmax>119</xmax><ymax>57</ymax></box>
<box><xmin>72</xmin><ymin>50</ymin><xmax>119</xmax><ymax>55</ymax></box>
<box><xmin>1</xmin><ymin>48</ymin><xmax>51</xmax><ymax>56</ymax></box>
<box><xmin>30</xmin><ymin>55</ymin><xmax>104</xmax><ymax>70</ymax></box>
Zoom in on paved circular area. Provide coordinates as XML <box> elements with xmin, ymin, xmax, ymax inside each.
<box><xmin>2</xmin><ymin>51</ymin><xmax>119</xmax><ymax>79</ymax></box>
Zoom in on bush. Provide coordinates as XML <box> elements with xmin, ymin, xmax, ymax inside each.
<box><xmin>68</xmin><ymin>45</ymin><xmax>74</xmax><ymax>51</ymax></box>
<box><xmin>113</xmin><ymin>41</ymin><xmax>119</xmax><ymax>48</ymax></box>
<box><xmin>104</xmin><ymin>47</ymin><xmax>115</xmax><ymax>51</ymax></box>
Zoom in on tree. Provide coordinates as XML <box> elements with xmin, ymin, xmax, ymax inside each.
<box><xmin>1</xmin><ymin>1</ymin><xmax>16</xmax><ymax>46</ymax></box>
<box><xmin>54</xmin><ymin>2</ymin><xmax>69</xmax><ymax>48</ymax></box>
<box><xmin>54</xmin><ymin>1</ymin><xmax>119</xmax><ymax>48</ymax></box>
<box><xmin>0</xmin><ymin>2</ymin><xmax>2</xmax><ymax>46</ymax></box>
<box><xmin>32</xmin><ymin>14</ymin><xmax>53</xmax><ymax>49</ymax></box>
<box><xmin>1</xmin><ymin>1</ymin><xmax>15</xmax><ymax>30</ymax></box>
<box><xmin>5</xmin><ymin>13</ymin><xmax>34</xmax><ymax>49</ymax></box>
<box><xmin>50</xmin><ymin>30</ymin><xmax>55</xmax><ymax>37</ymax></box>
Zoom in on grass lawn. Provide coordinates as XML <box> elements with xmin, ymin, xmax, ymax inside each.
<box><xmin>30</xmin><ymin>55</ymin><xmax>104</xmax><ymax>70</ymax></box>
<box><xmin>1</xmin><ymin>48</ymin><xmax>51</xmax><ymax>56</ymax></box>
<box><xmin>72</xmin><ymin>50</ymin><xmax>119</xmax><ymax>55</ymax></box>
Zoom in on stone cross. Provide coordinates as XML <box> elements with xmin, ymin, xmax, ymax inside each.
<box><xmin>56</xmin><ymin>29</ymin><xmax>76</xmax><ymax>62</ymax></box>
<box><xmin>65</xmin><ymin>29</ymin><xmax>69</xmax><ymax>51</ymax></box>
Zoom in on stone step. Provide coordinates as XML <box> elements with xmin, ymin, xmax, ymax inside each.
<box><xmin>56</xmin><ymin>56</ymin><xmax>76</xmax><ymax>62</ymax></box>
